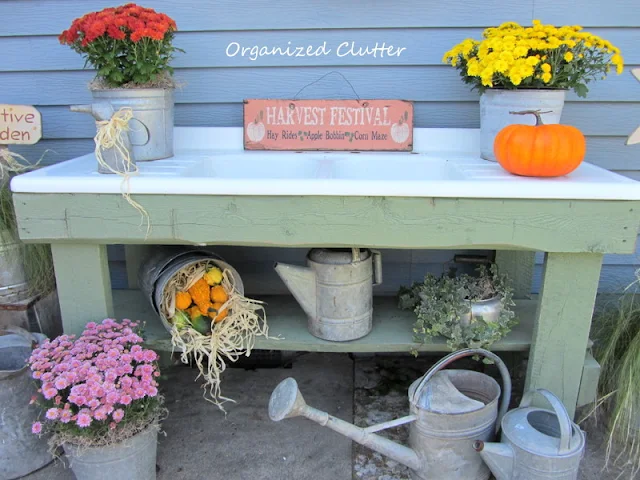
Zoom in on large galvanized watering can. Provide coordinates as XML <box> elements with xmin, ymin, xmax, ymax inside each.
<box><xmin>269</xmin><ymin>348</ymin><xmax>511</xmax><ymax>480</ymax></box>
<box><xmin>274</xmin><ymin>247</ymin><xmax>382</xmax><ymax>341</ymax></box>
<box><xmin>71</xmin><ymin>88</ymin><xmax>173</xmax><ymax>162</ymax></box>
<box><xmin>474</xmin><ymin>389</ymin><xmax>585</xmax><ymax>480</ymax></box>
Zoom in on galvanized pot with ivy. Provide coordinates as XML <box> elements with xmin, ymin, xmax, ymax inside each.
<box><xmin>398</xmin><ymin>264</ymin><xmax>517</xmax><ymax>354</ymax></box>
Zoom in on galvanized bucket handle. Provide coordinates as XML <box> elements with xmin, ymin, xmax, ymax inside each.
<box><xmin>410</xmin><ymin>348</ymin><xmax>512</xmax><ymax>434</ymax></box>
<box><xmin>519</xmin><ymin>388</ymin><xmax>573</xmax><ymax>454</ymax></box>
<box><xmin>0</xmin><ymin>326</ymin><xmax>39</xmax><ymax>349</ymax></box>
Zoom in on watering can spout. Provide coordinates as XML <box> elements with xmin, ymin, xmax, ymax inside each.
<box><xmin>70</xmin><ymin>102</ymin><xmax>115</xmax><ymax>122</ymax></box>
<box><xmin>474</xmin><ymin>440</ymin><xmax>514</xmax><ymax>480</ymax></box>
<box><xmin>269</xmin><ymin>378</ymin><xmax>421</xmax><ymax>472</ymax></box>
<box><xmin>274</xmin><ymin>263</ymin><xmax>316</xmax><ymax>318</ymax></box>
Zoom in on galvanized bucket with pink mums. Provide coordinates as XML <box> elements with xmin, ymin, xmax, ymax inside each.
<box><xmin>28</xmin><ymin>318</ymin><xmax>165</xmax><ymax>480</ymax></box>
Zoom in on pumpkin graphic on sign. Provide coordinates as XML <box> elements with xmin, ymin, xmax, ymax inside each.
<box><xmin>391</xmin><ymin>111</ymin><xmax>410</xmax><ymax>143</ymax></box>
<box><xmin>246</xmin><ymin>110</ymin><xmax>266</xmax><ymax>142</ymax></box>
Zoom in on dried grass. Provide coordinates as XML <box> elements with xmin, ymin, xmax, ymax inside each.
<box><xmin>590</xmin><ymin>277</ymin><xmax>640</xmax><ymax>475</ymax></box>
<box><xmin>88</xmin><ymin>72</ymin><xmax>181</xmax><ymax>91</ymax></box>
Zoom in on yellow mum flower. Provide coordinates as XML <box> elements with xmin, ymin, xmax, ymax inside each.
<box><xmin>499</xmin><ymin>51</ymin><xmax>515</xmax><ymax>62</ymax></box>
<box><xmin>519</xmin><ymin>65</ymin><xmax>534</xmax><ymax>78</ymax></box>
<box><xmin>499</xmin><ymin>21</ymin><xmax>521</xmax><ymax>29</ymax></box>
<box><xmin>467</xmin><ymin>60</ymin><xmax>480</xmax><ymax>76</ymax></box>
<box><xmin>513</xmin><ymin>45</ymin><xmax>529</xmax><ymax>58</ymax></box>
<box><xmin>493</xmin><ymin>59</ymin><xmax>509</xmax><ymax>73</ymax></box>
<box><xmin>526</xmin><ymin>56</ymin><xmax>540</xmax><ymax>66</ymax></box>
<box><xmin>541</xmin><ymin>63</ymin><xmax>552</xmax><ymax>73</ymax></box>
<box><xmin>460</xmin><ymin>39</ymin><xmax>475</xmax><ymax>56</ymax></box>
<box><xmin>541</xmin><ymin>72</ymin><xmax>552</xmax><ymax>83</ymax></box>
<box><xmin>611</xmin><ymin>53</ymin><xmax>624</xmax><ymax>74</ymax></box>
<box><xmin>564</xmin><ymin>52</ymin><xmax>574</xmax><ymax>62</ymax></box>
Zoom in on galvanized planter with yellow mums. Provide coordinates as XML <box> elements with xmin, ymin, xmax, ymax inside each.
<box><xmin>444</xmin><ymin>20</ymin><xmax>624</xmax><ymax>161</ymax></box>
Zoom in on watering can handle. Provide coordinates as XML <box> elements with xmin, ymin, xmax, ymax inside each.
<box><xmin>519</xmin><ymin>389</ymin><xmax>573</xmax><ymax>454</ymax></box>
<box><xmin>128</xmin><ymin>118</ymin><xmax>151</xmax><ymax>147</ymax></box>
<box><xmin>410</xmin><ymin>348</ymin><xmax>512</xmax><ymax>434</ymax></box>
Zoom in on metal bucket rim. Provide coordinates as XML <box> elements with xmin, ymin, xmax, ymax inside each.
<box><xmin>505</xmin><ymin>407</ymin><xmax>586</xmax><ymax>456</ymax></box>
<box><xmin>409</xmin><ymin>369</ymin><xmax>501</xmax><ymax>415</ymax></box>
<box><xmin>90</xmin><ymin>87</ymin><xmax>175</xmax><ymax>94</ymax></box>
<box><xmin>138</xmin><ymin>248</ymin><xmax>220</xmax><ymax>301</ymax></box>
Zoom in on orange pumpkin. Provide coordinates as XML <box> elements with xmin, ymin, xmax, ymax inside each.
<box><xmin>494</xmin><ymin>110</ymin><xmax>586</xmax><ymax>177</ymax></box>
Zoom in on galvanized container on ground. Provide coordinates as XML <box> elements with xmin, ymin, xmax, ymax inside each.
<box><xmin>0</xmin><ymin>328</ymin><xmax>52</xmax><ymax>479</ymax></box>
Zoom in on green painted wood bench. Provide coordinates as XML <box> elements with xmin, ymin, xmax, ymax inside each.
<box><xmin>11</xmin><ymin>127</ymin><xmax>640</xmax><ymax>418</ymax></box>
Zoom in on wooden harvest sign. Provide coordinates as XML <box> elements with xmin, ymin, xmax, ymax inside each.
<box><xmin>0</xmin><ymin>104</ymin><xmax>42</xmax><ymax>145</ymax></box>
<box><xmin>244</xmin><ymin>99</ymin><xmax>413</xmax><ymax>151</ymax></box>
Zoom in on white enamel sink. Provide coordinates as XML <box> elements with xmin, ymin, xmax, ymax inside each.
<box><xmin>10</xmin><ymin>127</ymin><xmax>640</xmax><ymax>200</ymax></box>
<box><xmin>181</xmin><ymin>152</ymin><xmax>464</xmax><ymax>182</ymax></box>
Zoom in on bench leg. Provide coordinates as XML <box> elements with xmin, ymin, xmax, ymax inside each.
<box><xmin>525</xmin><ymin>252</ymin><xmax>602</xmax><ymax>419</ymax></box>
<box><xmin>51</xmin><ymin>243</ymin><xmax>114</xmax><ymax>335</ymax></box>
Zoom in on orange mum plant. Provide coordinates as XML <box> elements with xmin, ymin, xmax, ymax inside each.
<box><xmin>59</xmin><ymin>3</ymin><xmax>182</xmax><ymax>87</ymax></box>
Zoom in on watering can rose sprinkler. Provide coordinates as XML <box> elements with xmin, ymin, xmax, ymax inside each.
<box><xmin>269</xmin><ymin>348</ymin><xmax>512</xmax><ymax>480</ymax></box>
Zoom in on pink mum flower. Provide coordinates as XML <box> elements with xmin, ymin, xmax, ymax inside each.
<box><xmin>45</xmin><ymin>408</ymin><xmax>60</xmax><ymax>420</ymax></box>
<box><xmin>54</xmin><ymin>376</ymin><xmax>69</xmax><ymax>390</ymax></box>
<box><xmin>76</xmin><ymin>413</ymin><xmax>92</xmax><ymax>428</ymax></box>
<box><xmin>60</xmin><ymin>409</ymin><xmax>73</xmax><ymax>423</ymax></box>
<box><xmin>31</xmin><ymin>422</ymin><xmax>42</xmax><ymax>434</ymax></box>
<box><xmin>112</xmin><ymin>409</ymin><xmax>125</xmax><ymax>423</ymax></box>
<box><xmin>142</xmin><ymin>350</ymin><xmax>157</xmax><ymax>362</ymax></box>
<box><xmin>43</xmin><ymin>387</ymin><xmax>58</xmax><ymax>400</ymax></box>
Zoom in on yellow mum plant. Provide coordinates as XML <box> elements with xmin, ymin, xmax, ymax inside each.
<box><xmin>443</xmin><ymin>20</ymin><xmax>624</xmax><ymax>97</ymax></box>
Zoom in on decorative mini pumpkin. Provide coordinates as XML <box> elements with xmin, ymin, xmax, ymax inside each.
<box><xmin>494</xmin><ymin>110</ymin><xmax>586</xmax><ymax>177</ymax></box>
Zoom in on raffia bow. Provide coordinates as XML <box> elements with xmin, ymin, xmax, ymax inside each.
<box><xmin>94</xmin><ymin>107</ymin><xmax>151</xmax><ymax>237</ymax></box>
<box><xmin>94</xmin><ymin>107</ymin><xmax>137</xmax><ymax>175</ymax></box>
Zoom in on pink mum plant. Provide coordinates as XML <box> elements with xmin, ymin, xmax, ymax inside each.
<box><xmin>28</xmin><ymin>319</ymin><xmax>164</xmax><ymax>446</ymax></box>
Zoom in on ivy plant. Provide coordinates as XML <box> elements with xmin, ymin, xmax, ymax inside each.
<box><xmin>398</xmin><ymin>264</ymin><xmax>517</xmax><ymax>355</ymax></box>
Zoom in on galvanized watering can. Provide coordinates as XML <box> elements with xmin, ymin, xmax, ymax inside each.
<box><xmin>474</xmin><ymin>389</ymin><xmax>585</xmax><ymax>480</ymax></box>
<box><xmin>274</xmin><ymin>248</ymin><xmax>382</xmax><ymax>341</ymax></box>
<box><xmin>71</xmin><ymin>88</ymin><xmax>173</xmax><ymax>163</ymax></box>
<box><xmin>269</xmin><ymin>348</ymin><xmax>511</xmax><ymax>480</ymax></box>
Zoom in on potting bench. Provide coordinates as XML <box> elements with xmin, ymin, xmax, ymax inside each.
<box><xmin>11</xmin><ymin>127</ymin><xmax>640</xmax><ymax>418</ymax></box>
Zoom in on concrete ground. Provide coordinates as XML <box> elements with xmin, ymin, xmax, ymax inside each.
<box><xmin>23</xmin><ymin>353</ymin><xmax>635</xmax><ymax>480</ymax></box>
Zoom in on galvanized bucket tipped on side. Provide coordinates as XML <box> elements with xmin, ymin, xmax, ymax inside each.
<box><xmin>138</xmin><ymin>247</ymin><xmax>243</xmax><ymax>332</ymax></box>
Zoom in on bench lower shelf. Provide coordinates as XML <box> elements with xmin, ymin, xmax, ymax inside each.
<box><xmin>114</xmin><ymin>289</ymin><xmax>538</xmax><ymax>353</ymax></box>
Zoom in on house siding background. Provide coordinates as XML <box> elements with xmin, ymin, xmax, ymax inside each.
<box><xmin>1</xmin><ymin>0</ymin><xmax>639</xmax><ymax>294</ymax></box>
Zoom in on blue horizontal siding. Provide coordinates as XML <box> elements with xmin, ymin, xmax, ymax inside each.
<box><xmin>0</xmin><ymin>0</ymin><xmax>535</xmax><ymax>36</ymax></box>
<box><xmin>3</xmin><ymin>28</ymin><xmax>640</xmax><ymax>72</ymax></box>
<box><xmin>2</xmin><ymin>67</ymin><xmax>639</xmax><ymax>107</ymax></box>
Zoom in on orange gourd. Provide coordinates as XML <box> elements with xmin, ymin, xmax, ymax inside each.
<box><xmin>175</xmin><ymin>291</ymin><xmax>192</xmax><ymax>310</ymax></box>
<box><xmin>494</xmin><ymin>110</ymin><xmax>586</xmax><ymax>177</ymax></box>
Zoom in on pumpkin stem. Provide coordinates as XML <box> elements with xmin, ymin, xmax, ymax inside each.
<box><xmin>509</xmin><ymin>110</ymin><xmax>552</xmax><ymax>126</ymax></box>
